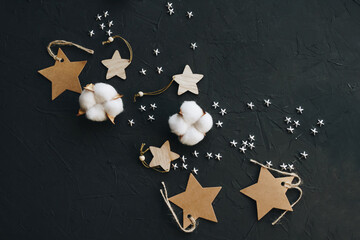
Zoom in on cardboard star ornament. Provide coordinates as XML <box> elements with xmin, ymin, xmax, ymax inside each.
<box><xmin>101</xmin><ymin>50</ymin><xmax>130</xmax><ymax>80</ymax></box>
<box><xmin>148</xmin><ymin>140</ymin><xmax>180</xmax><ymax>172</ymax></box>
<box><xmin>38</xmin><ymin>48</ymin><xmax>86</xmax><ymax>100</ymax></box>
<box><xmin>240</xmin><ymin>167</ymin><xmax>295</xmax><ymax>220</ymax></box>
<box><xmin>169</xmin><ymin>173</ymin><xmax>222</xmax><ymax>228</ymax></box>
<box><xmin>173</xmin><ymin>65</ymin><xmax>204</xmax><ymax>95</ymax></box>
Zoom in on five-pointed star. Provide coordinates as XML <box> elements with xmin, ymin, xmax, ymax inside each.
<box><xmin>212</xmin><ymin>102</ymin><xmax>219</xmax><ymax>109</ymax></box>
<box><xmin>108</xmin><ymin>20</ymin><xmax>114</xmax><ymax>27</ymax></box>
<box><xmin>96</xmin><ymin>14</ymin><xmax>102</xmax><ymax>21</ymax></box>
<box><xmin>280</xmin><ymin>163</ymin><xmax>287</xmax><ymax>170</ymax></box>
<box><xmin>296</xmin><ymin>106</ymin><xmax>304</xmax><ymax>114</ymax></box>
<box><xmin>230</xmin><ymin>140</ymin><xmax>238</xmax><ymax>147</ymax></box>
<box><xmin>239</xmin><ymin>146</ymin><xmax>247</xmax><ymax>153</ymax></box>
<box><xmin>310</xmin><ymin>127</ymin><xmax>318</xmax><ymax>136</ymax></box>
<box><xmin>139</xmin><ymin>68</ymin><xmax>147</xmax><ymax>75</ymax></box>
<box><xmin>193</xmin><ymin>150</ymin><xmax>199</xmax><ymax>157</ymax></box>
<box><xmin>215</xmin><ymin>120</ymin><xmax>223</xmax><ymax>128</ymax></box>
<box><xmin>169</xmin><ymin>173</ymin><xmax>222</xmax><ymax>228</ymax></box>
<box><xmin>172</xmin><ymin>163</ymin><xmax>178</xmax><ymax>170</ymax></box>
<box><xmin>173</xmin><ymin>65</ymin><xmax>203</xmax><ymax>95</ymax></box>
<box><xmin>265</xmin><ymin>161</ymin><xmax>273</xmax><ymax>167</ymax></box>
<box><xmin>190</xmin><ymin>42</ymin><xmax>197</xmax><ymax>50</ymax></box>
<box><xmin>317</xmin><ymin>119</ymin><xmax>325</xmax><ymax>127</ymax></box>
<box><xmin>187</xmin><ymin>11</ymin><xmax>194</xmax><ymax>18</ymax></box>
<box><xmin>100</xmin><ymin>23</ymin><xmax>105</xmax><ymax>30</ymax></box>
<box><xmin>166</xmin><ymin>2</ymin><xmax>173</xmax><ymax>8</ymax></box>
<box><xmin>149</xmin><ymin>140</ymin><xmax>180</xmax><ymax>172</ymax></box>
<box><xmin>182</xmin><ymin>163</ymin><xmax>188</xmax><ymax>169</ymax></box>
<box><xmin>181</xmin><ymin>155</ymin><xmax>187</xmax><ymax>162</ymax></box>
<box><xmin>264</xmin><ymin>99</ymin><xmax>271</xmax><ymax>107</ymax></box>
<box><xmin>153</xmin><ymin>48</ymin><xmax>160</xmax><ymax>56</ymax></box>
<box><xmin>248</xmin><ymin>142</ymin><xmax>255</xmax><ymax>150</ymax></box>
<box><xmin>240</xmin><ymin>167</ymin><xmax>294</xmax><ymax>220</ymax></box>
<box><xmin>89</xmin><ymin>30</ymin><xmax>95</xmax><ymax>37</ymax></box>
<box><xmin>156</xmin><ymin>66</ymin><xmax>163</xmax><ymax>74</ymax></box>
<box><xmin>168</xmin><ymin>8</ymin><xmax>174</xmax><ymax>15</ymax></box>
<box><xmin>288</xmin><ymin>164</ymin><xmax>295</xmax><ymax>171</ymax></box>
<box><xmin>300</xmin><ymin>151</ymin><xmax>308</xmax><ymax>159</ymax></box>
<box><xmin>242</xmin><ymin>140</ymin><xmax>248</xmax><ymax>147</ymax></box>
<box><xmin>293</xmin><ymin>120</ymin><xmax>300</xmax><ymax>128</ymax></box>
<box><xmin>150</xmin><ymin>103</ymin><xmax>157</xmax><ymax>110</ymax></box>
<box><xmin>249</xmin><ymin>135</ymin><xmax>255</xmax><ymax>142</ymax></box>
<box><xmin>287</xmin><ymin>126</ymin><xmax>294</xmax><ymax>133</ymax></box>
<box><xmin>148</xmin><ymin>115</ymin><xmax>155</xmax><ymax>122</ymax></box>
<box><xmin>128</xmin><ymin>119</ymin><xmax>135</xmax><ymax>127</ymax></box>
<box><xmin>38</xmin><ymin>48</ymin><xmax>86</xmax><ymax>100</ymax></box>
<box><xmin>104</xmin><ymin>11</ymin><xmax>109</xmax><ymax>17</ymax></box>
<box><xmin>101</xmin><ymin>50</ymin><xmax>130</xmax><ymax>80</ymax></box>
<box><xmin>215</xmin><ymin>153</ymin><xmax>222</xmax><ymax>161</ymax></box>
<box><xmin>139</xmin><ymin>105</ymin><xmax>146</xmax><ymax>112</ymax></box>
<box><xmin>206</xmin><ymin>152</ymin><xmax>213</xmax><ymax>159</ymax></box>
<box><xmin>219</xmin><ymin>108</ymin><xmax>227</xmax><ymax>116</ymax></box>
<box><xmin>247</xmin><ymin>102</ymin><xmax>255</xmax><ymax>110</ymax></box>
<box><xmin>192</xmin><ymin>167</ymin><xmax>199</xmax><ymax>175</ymax></box>
<box><xmin>284</xmin><ymin>117</ymin><xmax>292</xmax><ymax>124</ymax></box>
<box><xmin>106</xmin><ymin>29</ymin><xmax>112</xmax><ymax>36</ymax></box>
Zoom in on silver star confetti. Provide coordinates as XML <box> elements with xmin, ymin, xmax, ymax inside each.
<box><xmin>310</xmin><ymin>127</ymin><xmax>318</xmax><ymax>136</ymax></box>
<box><xmin>293</xmin><ymin>120</ymin><xmax>300</xmax><ymax>128</ymax></box>
<box><xmin>248</xmin><ymin>142</ymin><xmax>255</xmax><ymax>150</ymax></box>
<box><xmin>300</xmin><ymin>151</ymin><xmax>308</xmax><ymax>159</ymax></box>
<box><xmin>239</xmin><ymin>146</ymin><xmax>247</xmax><ymax>153</ymax></box>
<box><xmin>106</xmin><ymin>29</ymin><xmax>112</xmax><ymax>36</ymax></box>
<box><xmin>96</xmin><ymin>14</ymin><xmax>102</xmax><ymax>21</ymax></box>
<box><xmin>192</xmin><ymin>167</ymin><xmax>198</xmax><ymax>175</ymax></box>
<box><xmin>296</xmin><ymin>106</ymin><xmax>304</xmax><ymax>114</ymax></box>
<box><xmin>190</xmin><ymin>42</ymin><xmax>197</xmax><ymax>50</ymax></box>
<box><xmin>288</xmin><ymin>164</ymin><xmax>295</xmax><ymax>171</ymax></box>
<box><xmin>230</xmin><ymin>140</ymin><xmax>238</xmax><ymax>147</ymax></box>
<box><xmin>317</xmin><ymin>119</ymin><xmax>325</xmax><ymax>127</ymax></box>
<box><xmin>139</xmin><ymin>105</ymin><xmax>146</xmax><ymax>112</ymax></box>
<box><xmin>215</xmin><ymin>153</ymin><xmax>222</xmax><ymax>161</ymax></box>
<box><xmin>181</xmin><ymin>155</ymin><xmax>187</xmax><ymax>162</ymax></box>
<box><xmin>148</xmin><ymin>115</ymin><xmax>155</xmax><ymax>122</ymax></box>
<box><xmin>206</xmin><ymin>152</ymin><xmax>213</xmax><ymax>159</ymax></box>
<box><xmin>266</xmin><ymin>161</ymin><xmax>273</xmax><ymax>167</ymax></box>
<box><xmin>193</xmin><ymin>150</ymin><xmax>199</xmax><ymax>158</ymax></box>
<box><xmin>128</xmin><ymin>119</ymin><xmax>135</xmax><ymax>127</ymax></box>
<box><xmin>287</xmin><ymin>126</ymin><xmax>295</xmax><ymax>133</ymax></box>
<box><xmin>247</xmin><ymin>102</ymin><xmax>255</xmax><ymax>110</ymax></box>
<box><xmin>215</xmin><ymin>120</ymin><xmax>223</xmax><ymax>128</ymax></box>
<box><xmin>242</xmin><ymin>140</ymin><xmax>248</xmax><ymax>147</ymax></box>
<box><xmin>182</xmin><ymin>163</ymin><xmax>188</xmax><ymax>170</ymax></box>
<box><xmin>248</xmin><ymin>135</ymin><xmax>255</xmax><ymax>142</ymax></box>
<box><xmin>99</xmin><ymin>23</ymin><xmax>105</xmax><ymax>30</ymax></box>
<box><xmin>264</xmin><ymin>99</ymin><xmax>271</xmax><ymax>107</ymax></box>
<box><xmin>280</xmin><ymin>163</ymin><xmax>287</xmax><ymax>170</ymax></box>
<box><xmin>284</xmin><ymin>117</ymin><xmax>292</xmax><ymax>124</ymax></box>
<box><xmin>89</xmin><ymin>30</ymin><xmax>95</xmax><ymax>37</ymax></box>
<box><xmin>166</xmin><ymin>2</ymin><xmax>173</xmax><ymax>8</ymax></box>
<box><xmin>156</xmin><ymin>67</ymin><xmax>163</xmax><ymax>74</ymax></box>
<box><xmin>150</xmin><ymin>103</ymin><xmax>157</xmax><ymax>110</ymax></box>
<box><xmin>153</xmin><ymin>48</ymin><xmax>160</xmax><ymax>56</ymax></box>
<box><xmin>139</xmin><ymin>68</ymin><xmax>147</xmax><ymax>75</ymax></box>
<box><xmin>172</xmin><ymin>163</ymin><xmax>178</xmax><ymax>170</ymax></box>
<box><xmin>108</xmin><ymin>20</ymin><xmax>114</xmax><ymax>27</ymax></box>
<box><xmin>104</xmin><ymin>11</ymin><xmax>109</xmax><ymax>18</ymax></box>
<box><xmin>187</xmin><ymin>11</ymin><xmax>194</xmax><ymax>18</ymax></box>
<box><xmin>212</xmin><ymin>102</ymin><xmax>219</xmax><ymax>109</ymax></box>
<box><xmin>219</xmin><ymin>108</ymin><xmax>227</xmax><ymax>116</ymax></box>
<box><xmin>168</xmin><ymin>8</ymin><xmax>175</xmax><ymax>15</ymax></box>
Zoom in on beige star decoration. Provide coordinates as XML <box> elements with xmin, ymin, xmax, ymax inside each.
<box><xmin>101</xmin><ymin>50</ymin><xmax>130</xmax><ymax>80</ymax></box>
<box><xmin>38</xmin><ymin>48</ymin><xmax>86</xmax><ymax>100</ymax></box>
<box><xmin>169</xmin><ymin>173</ymin><xmax>222</xmax><ymax>228</ymax></box>
<box><xmin>240</xmin><ymin>167</ymin><xmax>294</xmax><ymax>220</ymax></box>
<box><xmin>149</xmin><ymin>140</ymin><xmax>180</xmax><ymax>172</ymax></box>
<box><xmin>172</xmin><ymin>65</ymin><xmax>204</xmax><ymax>95</ymax></box>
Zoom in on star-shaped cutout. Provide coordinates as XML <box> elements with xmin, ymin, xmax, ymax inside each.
<box><xmin>149</xmin><ymin>140</ymin><xmax>180</xmax><ymax>172</ymax></box>
<box><xmin>173</xmin><ymin>65</ymin><xmax>203</xmax><ymax>95</ymax></box>
<box><xmin>212</xmin><ymin>102</ymin><xmax>219</xmax><ymax>109</ymax></box>
<box><xmin>215</xmin><ymin>120</ymin><xmax>223</xmax><ymax>128</ymax></box>
<box><xmin>230</xmin><ymin>140</ymin><xmax>238</xmax><ymax>147</ymax></box>
<box><xmin>38</xmin><ymin>48</ymin><xmax>86</xmax><ymax>100</ymax></box>
<box><xmin>169</xmin><ymin>173</ymin><xmax>222</xmax><ymax>228</ymax></box>
<box><xmin>101</xmin><ymin>50</ymin><xmax>130</xmax><ymax>80</ymax></box>
<box><xmin>240</xmin><ymin>167</ymin><xmax>294</xmax><ymax>220</ymax></box>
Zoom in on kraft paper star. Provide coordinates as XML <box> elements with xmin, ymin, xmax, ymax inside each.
<box><xmin>38</xmin><ymin>48</ymin><xmax>86</xmax><ymax>100</ymax></box>
<box><xmin>149</xmin><ymin>140</ymin><xmax>180</xmax><ymax>172</ymax></box>
<box><xmin>169</xmin><ymin>173</ymin><xmax>222</xmax><ymax>228</ymax></box>
<box><xmin>101</xmin><ymin>50</ymin><xmax>130</xmax><ymax>80</ymax></box>
<box><xmin>173</xmin><ymin>65</ymin><xmax>203</xmax><ymax>95</ymax></box>
<box><xmin>240</xmin><ymin>167</ymin><xmax>294</xmax><ymax>220</ymax></box>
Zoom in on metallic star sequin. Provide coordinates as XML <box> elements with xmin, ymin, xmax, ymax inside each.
<box><xmin>206</xmin><ymin>152</ymin><xmax>213</xmax><ymax>159</ymax></box>
<box><xmin>296</xmin><ymin>106</ymin><xmax>304</xmax><ymax>114</ymax></box>
<box><xmin>215</xmin><ymin>120</ymin><xmax>223</xmax><ymax>128</ymax></box>
<box><xmin>230</xmin><ymin>140</ymin><xmax>238</xmax><ymax>147</ymax></box>
<box><xmin>139</xmin><ymin>68</ymin><xmax>147</xmax><ymax>75</ymax></box>
<box><xmin>128</xmin><ymin>119</ymin><xmax>135</xmax><ymax>127</ymax></box>
<box><xmin>190</xmin><ymin>42</ymin><xmax>197</xmax><ymax>50</ymax></box>
<box><xmin>219</xmin><ymin>108</ymin><xmax>227</xmax><ymax>116</ymax></box>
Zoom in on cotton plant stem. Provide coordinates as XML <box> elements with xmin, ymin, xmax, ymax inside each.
<box><xmin>249</xmin><ymin>159</ymin><xmax>303</xmax><ymax>225</ymax></box>
<box><xmin>160</xmin><ymin>182</ymin><xmax>197</xmax><ymax>233</ymax></box>
<box><xmin>47</xmin><ymin>40</ymin><xmax>94</xmax><ymax>61</ymax></box>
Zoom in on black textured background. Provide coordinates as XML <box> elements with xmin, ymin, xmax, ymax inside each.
<box><xmin>1</xmin><ymin>0</ymin><xmax>360</xmax><ymax>239</ymax></box>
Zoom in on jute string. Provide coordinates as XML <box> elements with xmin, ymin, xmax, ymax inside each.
<box><xmin>47</xmin><ymin>40</ymin><xmax>94</xmax><ymax>62</ymax></box>
<box><xmin>138</xmin><ymin>143</ymin><xmax>167</xmax><ymax>173</ymax></box>
<box><xmin>133</xmin><ymin>79</ymin><xmax>175</xmax><ymax>102</ymax></box>
<box><xmin>160</xmin><ymin>182</ymin><xmax>197</xmax><ymax>233</ymax></box>
<box><xmin>250</xmin><ymin>159</ymin><xmax>303</xmax><ymax>225</ymax></box>
<box><xmin>102</xmin><ymin>35</ymin><xmax>133</xmax><ymax>63</ymax></box>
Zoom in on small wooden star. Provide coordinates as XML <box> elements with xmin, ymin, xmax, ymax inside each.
<box><xmin>38</xmin><ymin>48</ymin><xmax>86</xmax><ymax>100</ymax></box>
<box><xmin>149</xmin><ymin>140</ymin><xmax>180</xmax><ymax>172</ymax></box>
<box><xmin>169</xmin><ymin>173</ymin><xmax>222</xmax><ymax>228</ymax></box>
<box><xmin>101</xmin><ymin>50</ymin><xmax>130</xmax><ymax>80</ymax></box>
<box><xmin>173</xmin><ymin>65</ymin><xmax>203</xmax><ymax>95</ymax></box>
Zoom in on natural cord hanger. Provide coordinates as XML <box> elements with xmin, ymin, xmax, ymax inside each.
<box><xmin>250</xmin><ymin>159</ymin><xmax>303</xmax><ymax>225</ymax></box>
<box><xmin>138</xmin><ymin>143</ymin><xmax>167</xmax><ymax>173</ymax></box>
<box><xmin>134</xmin><ymin>79</ymin><xmax>174</xmax><ymax>102</ymax></box>
<box><xmin>102</xmin><ymin>35</ymin><xmax>133</xmax><ymax>63</ymax></box>
<box><xmin>47</xmin><ymin>40</ymin><xmax>94</xmax><ymax>62</ymax></box>
<box><xmin>160</xmin><ymin>182</ymin><xmax>197</xmax><ymax>233</ymax></box>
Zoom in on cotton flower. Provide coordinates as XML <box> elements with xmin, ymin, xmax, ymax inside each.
<box><xmin>169</xmin><ymin>101</ymin><xmax>213</xmax><ymax>146</ymax></box>
<box><xmin>78</xmin><ymin>83</ymin><xmax>124</xmax><ymax>124</ymax></box>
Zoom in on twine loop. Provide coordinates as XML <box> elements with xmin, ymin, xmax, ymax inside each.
<box><xmin>47</xmin><ymin>40</ymin><xmax>94</xmax><ymax>62</ymax></box>
<box><xmin>102</xmin><ymin>35</ymin><xmax>133</xmax><ymax>62</ymax></box>
<box><xmin>133</xmin><ymin>79</ymin><xmax>174</xmax><ymax>102</ymax></box>
<box><xmin>250</xmin><ymin>159</ymin><xmax>303</xmax><ymax>225</ymax></box>
<box><xmin>160</xmin><ymin>182</ymin><xmax>197</xmax><ymax>233</ymax></box>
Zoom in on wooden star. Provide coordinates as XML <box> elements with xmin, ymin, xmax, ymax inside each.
<box><xmin>38</xmin><ymin>48</ymin><xmax>86</xmax><ymax>100</ymax></box>
<box><xmin>101</xmin><ymin>50</ymin><xmax>130</xmax><ymax>80</ymax></box>
<box><xmin>169</xmin><ymin>173</ymin><xmax>222</xmax><ymax>228</ymax></box>
<box><xmin>240</xmin><ymin>167</ymin><xmax>294</xmax><ymax>220</ymax></box>
<box><xmin>149</xmin><ymin>140</ymin><xmax>180</xmax><ymax>172</ymax></box>
<box><xmin>172</xmin><ymin>65</ymin><xmax>203</xmax><ymax>95</ymax></box>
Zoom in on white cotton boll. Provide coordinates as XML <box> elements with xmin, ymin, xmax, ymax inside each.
<box><xmin>194</xmin><ymin>112</ymin><xmax>213</xmax><ymax>134</ymax></box>
<box><xmin>93</xmin><ymin>83</ymin><xmax>118</xmax><ymax>103</ymax></box>
<box><xmin>180</xmin><ymin>101</ymin><xmax>204</xmax><ymax>124</ymax></box>
<box><xmin>179</xmin><ymin>126</ymin><xmax>204</xmax><ymax>146</ymax></box>
<box><xmin>79</xmin><ymin>90</ymin><xmax>96</xmax><ymax>111</ymax></box>
<box><xmin>168</xmin><ymin>114</ymin><xmax>189</xmax><ymax>136</ymax></box>
<box><xmin>85</xmin><ymin>104</ymin><xmax>107</xmax><ymax>122</ymax></box>
<box><xmin>104</xmin><ymin>98</ymin><xmax>124</xmax><ymax>117</ymax></box>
